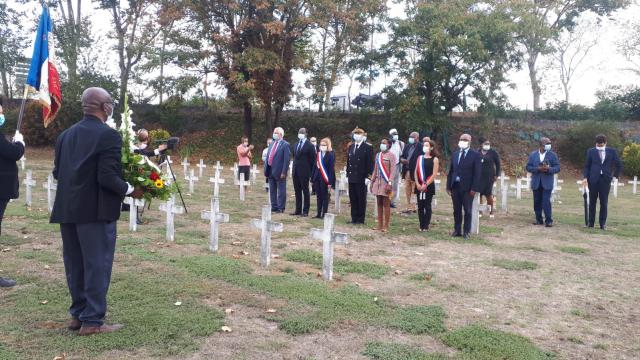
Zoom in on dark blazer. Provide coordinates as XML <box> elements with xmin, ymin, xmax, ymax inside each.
<box><xmin>401</xmin><ymin>142</ymin><xmax>423</xmax><ymax>179</ymax></box>
<box><xmin>311</xmin><ymin>151</ymin><xmax>336</xmax><ymax>188</ymax></box>
<box><xmin>446</xmin><ymin>148</ymin><xmax>482</xmax><ymax>192</ymax></box>
<box><xmin>50</xmin><ymin>115</ymin><xmax>129</xmax><ymax>224</ymax></box>
<box><xmin>0</xmin><ymin>135</ymin><xmax>25</xmax><ymax>200</ymax></box>
<box><xmin>583</xmin><ymin>147</ymin><xmax>621</xmax><ymax>186</ymax></box>
<box><xmin>292</xmin><ymin>139</ymin><xmax>316</xmax><ymax>179</ymax></box>
<box><xmin>478</xmin><ymin>148</ymin><xmax>501</xmax><ymax>188</ymax></box>
<box><xmin>525</xmin><ymin>150</ymin><xmax>561</xmax><ymax>190</ymax></box>
<box><xmin>347</xmin><ymin>141</ymin><xmax>374</xmax><ymax>183</ymax></box>
<box><xmin>264</xmin><ymin>139</ymin><xmax>291</xmax><ymax>179</ymax></box>
<box><xmin>133</xmin><ymin>146</ymin><xmax>159</xmax><ymax>158</ymax></box>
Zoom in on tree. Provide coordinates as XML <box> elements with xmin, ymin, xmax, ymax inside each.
<box><xmin>618</xmin><ymin>17</ymin><xmax>640</xmax><ymax>77</ymax></box>
<box><xmin>511</xmin><ymin>0</ymin><xmax>628</xmax><ymax>110</ymax></box>
<box><xmin>0</xmin><ymin>3</ymin><xmax>27</xmax><ymax>97</ymax></box>
<box><xmin>95</xmin><ymin>0</ymin><xmax>163</xmax><ymax>106</ymax></box>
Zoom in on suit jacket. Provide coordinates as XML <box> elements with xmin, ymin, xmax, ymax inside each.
<box><xmin>292</xmin><ymin>139</ymin><xmax>316</xmax><ymax>179</ymax></box>
<box><xmin>311</xmin><ymin>151</ymin><xmax>336</xmax><ymax>188</ymax></box>
<box><xmin>400</xmin><ymin>142</ymin><xmax>423</xmax><ymax>179</ymax></box>
<box><xmin>133</xmin><ymin>145</ymin><xmax>159</xmax><ymax>158</ymax></box>
<box><xmin>264</xmin><ymin>139</ymin><xmax>291</xmax><ymax>179</ymax></box>
<box><xmin>525</xmin><ymin>150</ymin><xmax>561</xmax><ymax>190</ymax></box>
<box><xmin>0</xmin><ymin>135</ymin><xmax>25</xmax><ymax>200</ymax></box>
<box><xmin>583</xmin><ymin>147</ymin><xmax>621</xmax><ymax>186</ymax></box>
<box><xmin>50</xmin><ymin>115</ymin><xmax>129</xmax><ymax>224</ymax></box>
<box><xmin>446</xmin><ymin>148</ymin><xmax>482</xmax><ymax>192</ymax></box>
<box><xmin>347</xmin><ymin>141</ymin><xmax>373</xmax><ymax>183</ymax></box>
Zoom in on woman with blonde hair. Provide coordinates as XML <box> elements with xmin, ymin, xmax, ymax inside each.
<box><xmin>311</xmin><ymin>138</ymin><xmax>335</xmax><ymax>218</ymax></box>
<box><xmin>415</xmin><ymin>139</ymin><xmax>439</xmax><ymax>231</ymax></box>
<box><xmin>370</xmin><ymin>138</ymin><xmax>396</xmax><ymax>232</ymax></box>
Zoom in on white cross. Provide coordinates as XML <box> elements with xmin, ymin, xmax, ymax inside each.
<box><xmin>22</xmin><ymin>170</ymin><xmax>36</xmax><ymax>207</ymax></box>
<box><xmin>162</xmin><ymin>155</ymin><xmax>175</xmax><ymax>182</ymax></box>
<box><xmin>123</xmin><ymin>197</ymin><xmax>146</xmax><ymax>232</ymax></box>
<box><xmin>551</xmin><ymin>174</ymin><xmax>563</xmax><ymax>203</ymax></box>
<box><xmin>334</xmin><ymin>172</ymin><xmax>349</xmax><ymax>213</ymax></box>
<box><xmin>250</xmin><ymin>164</ymin><xmax>260</xmax><ymax>185</ymax></box>
<box><xmin>250</xmin><ymin>205</ymin><xmax>284</xmax><ymax>267</ymax></box>
<box><xmin>201</xmin><ymin>197</ymin><xmax>229</xmax><ymax>253</ymax></box>
<box><xmin>510</xmin><ymin>178</ymin><xmax>525</xmax><ymax>200</ymax></box>
<box><xmin>197</xmin><ymin>159</ymin><xmax>207</xmax><ymax>178</ymax></box>
<box><xmin>500</xmin><ymin>181</ymin><xmax>509</xmax><ymax>212</ymax></box>
<box><xmin>42</xmin><ymin>173</ymin><xmax>57</xmax><ymax>212</ymax></box>
<box><xmin>20</xmin><ymin>156</ymin><xmax>26</xmax><ymax>171</ymax></box>
<box><xmin>470</xmin><ymin>193</ymin><xmax>490</xmax><ymax>235</ymax></box>
<box><xmin>212</xmin><ymin>161</ymin><xmax>224</xmax><ymax>173</ymax></box>
<box><xmin>310</xmin><ymin>213</ymin><xmax>349</xmax><ymax>281</ymax></box>
<box><xmin>181</xmin><ymin>157</ymin><xmax>190</xmax><ymax>177</ymax></box>
<box><xmin>433</xmin><ymin>179</ymin><xmax>441</xmax><ymax>207</ymax></box>
<box><xmin>497</xmin><ymin>171</ymin><xmax>510</xmax><ymax>189</ymax></box>
<box><xmin>158</xmin><ymin>196</ymin><xmax>184</xmax><ymax>242</ymax></box>
<box><xmin>185</xmin><ymin>168</ymin><xmax>199</xmax><ymax>194</ymax></box>
<box><xmin>611</xmin><ymin>177</ymin><xmax>624</xmax><ymax>198</ymax></box>
<box><xmin>231</xmin><ymin>163</ymin><xmax>238</xmax><ymax>179</ymax></box>
<box><xmin>628</xmin><ymin>176</ymin><xmax>639</xmax><ymax>195</ymax></box>
<box><xmin>288</xmin><ymin>160</ymin><xmax>293</xmax><ymax>178</ymax></box>
<box><xmin>235</xmin><ymin>173</ymin><xmax>248</xmax><ymax>201</ymax></box>
<box><xmin>208</xmin><ymin>170</ymin><xmax>225</xmax><ymax>198</ymax></box>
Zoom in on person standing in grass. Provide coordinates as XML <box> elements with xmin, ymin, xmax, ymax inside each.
<box><xmin>477</xmin><ymin>138</ymin><xmax>501</xmax><ymax>219</ymax></box>
<box><xmin>236</xmin><ymin>136</ymin><xmax>254</xmax><ymax>191</ymax></box>
<box><xmin>415</xmin><ymin>139</ymin><xmax>439</xmax><ymax>232</ymax></box>
<box><xmin>311</xmin><ymin>138</ymin><xmax>335</xmax><ymax>219</ymax></box>
<box><xmin>370</xmin><ymin>138</ymin><xmax>396</xmax><ymax>232</ymax></box>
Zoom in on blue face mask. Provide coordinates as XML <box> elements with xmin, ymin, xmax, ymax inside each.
<box><xmin>544</xmin><ymin>144</ymin><xmax>552</xmax><ymax>151</ymax></box>
<box><xmin>408</xmin><ymin>138</ymin><xmax>415</xmax><ymax>145</ymax></box>
<box><xmin>272</xmin><ymin>133</ymin><xmax>279</xmax><ymax>141</ymax></box>
<box><xmin>0</xmin><ymin>114</ymin><xmax>5</xmax><ymax>127</ymax></box>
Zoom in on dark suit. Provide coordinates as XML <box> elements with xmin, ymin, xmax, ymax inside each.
<box><xmin>400</xmin><ymin>142</ymin><xmax>422</xmax><ymax>179</ymax></box>
<box><xmin>264</xmin><ymin>139</ymin><xmax>291</xmax><ymax>212</ymax></box>
<box><xmin>51</xmin><ymin>115</ymin><xmax>129</xmax><ymax>328</ymax></box>
<box><xmin>292</xmin><ymin>139</ymin><xmax>315</xmax><ymax>215</ymax></box>
<box><xmin>0</xmin><ymin>135</ymin><xmax>25</xmax><ymax>235</ymax></box>
<box><xmin>446</xmin><ymin>148</ymin><xmax>482</xmax><ymax>235</ymax></box>
<box><xmin>526</xmin><ymin>150</ymin><xmax>561</xmax><ymax>225</ymax></box>
<box><xmin>311</xmin><ymin>151</ymin><xmax>336</xmax><ymax>217</ymax></box>
<box><xmin>347</xmin><ymin>141</ymin><xmax>373</xmax><ymax>223</ymax></box>
<box><xmin>583</xmin><ymin>147</ymin><xmax>621</xmax><ymax>227</ymax></box>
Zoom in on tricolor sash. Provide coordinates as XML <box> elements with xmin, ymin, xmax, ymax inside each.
<box><xmin>377</xmin><ymin>152</ymin><xmax>391</xmax><ymax>184</ymax></box>
<box><xmin>417</xmin><ymin>156</ymin><xmax>432</xmax><ymax>187</ymax></box>
<box><xmin>316</xmin><ymin>152</ymin><xmax>330</xmax><ymax>186</ymax></box>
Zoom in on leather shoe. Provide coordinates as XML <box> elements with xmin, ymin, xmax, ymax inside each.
<box><xmin>68</xmin><ymin>318</ymin><xmax>82</xmax><ymax>331</ymax></box>
<box><xmin>79</xmin><ymin>323</ymin><xmax>124</xmax><ymax>336</ymax></box>
<box><xmin>300</xmin><ymin>213</ymin><xmax>308</xmax><ymax>217</ymax></box>
<box><xmin>463</xmin><ymin>233</ymin><xmax>470</xmax><ymax>240</ymax></box>
<box><xmin>450</xmin><ymin>232</ymin><xmax>462</xmax><ymax>237</ymax></box>
<box><xmin>0</xmin><ymin>277</ymin><xmax>16</xmax><ymax>288</ymax></box>
<box><xmin>289</xmin><ymin>212</ymin><xmax>301</xmax><ymax>216</ymax></box>
<box><xmin>545</xmin><ymin>223</ymin><xmax>553</xmax><ymax>228</ymax></box>
<box><xmin>532</xmin><ymin>222</ymin><xmax>543</xmax><ymax>225</ymax></box>
<box><xmin>600</xmin><ymin>225</ymin><xmax>607</xmax><ymax>231</ymax></box>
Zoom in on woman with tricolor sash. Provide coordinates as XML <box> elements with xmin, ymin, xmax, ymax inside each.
<box><xmin>370</xmin><ymin>138</ymin><xmax>397</xmax><ymax>232</ymax></box>
<box><xmin>414</xmin><ymin>139</ymin><xmax>440</xmax><ymax>231</ymax></box>
<box><xmin>311</xmin><ymin>138</ymin><xmax>335</xmax><ymax>219</ymax></box>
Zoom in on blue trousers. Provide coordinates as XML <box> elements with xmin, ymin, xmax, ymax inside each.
<box><xmin>588</xmin><ymin>177</ymin><xmax>611</xmax><ymax>227</ymax></box>
<box><xmin>60</xmin><ymin>221</ymin><xmax>117</xmax><ymax>327</ymax></box>
<box><xmin>451</xmin><ymin>184</ymin><xmax>473</xmax><ymax>235</ymax></box>
<box><xmin>269</xmin><ymin>176</ymin><xmax>287</xmax><ymax>211</ymax></box>
<box><xmin>533</xmin><ymin>185</ymin><xmax>553</xmax><ymax>225</ymax></box>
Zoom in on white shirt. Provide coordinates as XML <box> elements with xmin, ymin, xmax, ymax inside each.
<box><xmin>390</xmin><ymin>140</ymin><xmax>403</xmax><ymax>165</ymax></box>
<box><xmin>539</xmin><ymin>151</ymin><xmax>546</xmax><ymax>163</ymax></box>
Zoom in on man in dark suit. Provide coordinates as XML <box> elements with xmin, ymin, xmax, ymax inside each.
<box><xmin>291</xmin><ymin>128</ymin><xmax>315</xmax><ymax>216</ymax></box>
<box><xmin>582</xmin><ymin>134</ymin><xmax>621</xmax><ymax>230</ymax></box>
<box><xmin>347</xmin><ymin>127</ymin><xmax>373</xmax><ymax>224</ymax></box>
<box><xmin>0</xmin><ymin>103</ymin><xmax>24</xmax><ymax>289</ymax></box>
<box><xmin>447</xmin><ymin>133</ymin><xmax>482</xmax><ymax>239</ymax></box>
<box><xmin>51</xmin><ymin>87</ymin><xmax>144</xmax><ymax>336</ymax></box>
<box><xmin>525</xmin><ymin>137</ymin><xmax>561</xmax><ymax>227</ymax></box>
<box><xmin>264</xmin><ymin>126</ymin><xmax>291</xmax><ymax>213</ymax></box>
<box><xmin>400</xmin><ymin>131</ymin><xmax>422</xmax><ymax>213</ymax></box>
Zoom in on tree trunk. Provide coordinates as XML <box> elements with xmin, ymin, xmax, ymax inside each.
<box><xmin>0</xmin><ymin>55</ymin><xmax>8</xmax><ymax>96</ymax></box>
<box><xmin>159</xmin><ymin>31</ymin><xmax>166</xmax><ymax>104</ymax></box>
<box><xmin>243</xmin><ymin>102</ymin><xmax>252</xmax><ymax>143</ymax></box>
<box><xmin>347</xmin><ymin>73</ymin><xmax>354</xmax><ymax>112</ymax></box>
<box><xmin>527</xmin><ymin>52</ymin><xmax>541</xmax><ymax>111</ymax></box>
<box><xmin>119</xmin><ymin>71</ymin><xmax>129</xmax><ymax>108</ymax></box>
<box><xmin>274</xmin><ymin>103</ymin><xmax>282</xmax><ymax>127</ymax></box>
<box><xmin>562</xmin><ymin>80</ymin><xmax>570</xmax><ymax>104</ymax></box>
<box><xmin>264</xmin><ymin>103</ymin><xmax>273</xmax><ymax>139</ymax></box>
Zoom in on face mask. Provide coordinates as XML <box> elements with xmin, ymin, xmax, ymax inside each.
<box><xmin>363</xmin><ymin>136</ymin><xmax>367</xmax><ymax>142</ymax></box>
<box><xmin>353</xmin><ymin>134</ymin><xmax>362</xmax><ymax>142</ymax></box>
<box><xmin>482</xmin><ymin>144</ymin><xmax>490</xmax><ymax>151</ymax></box>
<box><xmin>320</xmin><ymin>145</ymin><xmax>328</xmax><ymax>152</ymax></box>
<box><xmin>423</xmin><ymin>146</ymin><xmax>430</xmax><ymax>154</ymax></box>
<box><xmin>408</xmin><ymin>138</ymin><xmax>415</xmax><ymax>145</ymax></box>
<box><xmin>458</xmin><ymin>140</ymin><xmax>469</xmax><ymax>150</ymax></box>
<box><xmin>298</xmin><ymin>133</ymin><xmax>305</xmax><ymax>140</ymax></box>
<box><xmin>544</xmin><ymin>144</ymin><xmax>552</xmax><ymax>151</ymax></box>
<box><xmin>311</xmin><ymin>141</ymin><xmax>317</xmax><ymax>146</ymax></box>
<box><xmin>392</xmin><ymin>134</ymin><xmax>399</xmax><ymax>141</ymax></box>
<box><xmin>380</xmin><ymin>144</ymin><xmax>388</xmax><ymax>152</ymax></box>
<box><xmin>139</xmin><ymin>143</ymin><xmax>147</xmax><ymax>149</ymax></box>
<box><xmin>596</xmin><ymin>145</ymin><xmax>606</xmax><ymax>151</ymax></box>
<box><xmin>244</xmin><ymin>142</ymin><xmax>249</xmax><ymax>146</ymax></box>
<box><xmin>0</xmin><ymin>114</ymin><xmax>5</xmax><ymax>127</ymax></box>
<box><xmin>272</xmin><ymin>133</ymin><xmax>279</xmax><ymax>141</ymax></box>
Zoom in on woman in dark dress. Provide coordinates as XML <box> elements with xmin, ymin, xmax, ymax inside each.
<box><xmin>311</xmin><ymin>137</ymin><xmax>335</xmax><ymax>219</ymax></box>
<box><xmin>478</xmin><ymin>138</ymin><xmax>501</xmax><ymax>218</ymax></box>
<box><xmin>414</xmin><ymin>139</ymin><xmax>439</xmax><ymax>231</ymax></box>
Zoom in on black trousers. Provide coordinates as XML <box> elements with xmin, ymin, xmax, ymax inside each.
<box><xmin>293</xmin><ymin>175</ymin><xmax>311</xmax><ymax>214</ymax></box>
<box><xmin>0</xmin><ymin>199</ymin><xmax>8</xmax><ymax>236</ymax></box>
<box><xmin>315</xmin><ymin>180</ymin><xmax>330</xmax><ymax>216</ymax></box>
<box><xmin>588</xmin><ymin>177</ymin><xmax>611</xmax><ymax>227</ymax></box>
<box><xmin>348</xmin><ymin>182</ymin><xmax>367</xmax><ymax>223</ymax></box>
<box><xmin>451</xmin><ymin>184</ymin><xmax>473</xmax><ymax>235</ymax></box>
<box><xmin>417</xmin><ymin>192</ymin><xmax>434</xmax><ymax>230</ymax></box>
<box><xmin>60</xmin><ymin>221</ymin><xmax>117</xmax><ymax>327</ymax></box>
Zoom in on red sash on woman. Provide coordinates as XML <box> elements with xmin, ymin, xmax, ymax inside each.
<box><xmin>377</xmin><ymin>152</ymin><xmax>391</xmax><ymax>183</ymax></box>
<box><xmin>416</xmin><ymin>156</ymin><xmax>432</xmax><ymax>186</ymax></box>
<box><xmin>316</xmin><ymin>152</ymin><xmax>330</xmax><ymax>186</ymax></box>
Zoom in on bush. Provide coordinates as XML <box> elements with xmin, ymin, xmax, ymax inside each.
<box><xmin>558</xmin><ymin>121</ymin><xmax>625</xmax><ymax>168</ymax></box>
<box><xmin>622</xmin><ymin>143</ymin><xmax>640</xmax><ymax>177</ymax></box>
<box><xmin>148</xmin><ymin>128</ymin><xmax>171</xmax><ymax>145</ymax></box>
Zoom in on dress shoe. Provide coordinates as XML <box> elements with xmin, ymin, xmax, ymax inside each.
<box><xmin>545</xmin><ymin>223</ymin><xmax>553</xmax><ymax>228</ymax></box>
<box><xmin>450</xmin><ymin>232</ymin><xmax>462</xmax><ymax>237</ymax></box>
<box><xmin>79</xmin><ymin>323</ymin><xmax>124</xmax><ymax>336</ymax></box>
<box><xmin>313</xmin><ymin>215</ymin><xmax>322</xmax><ymax>219</ymax></box>
<box><xmin>533</xmin><ymin>222</ymin><xmax>543</xmax><ymax>225</ymax></box>
<box><xmin>289</xmin><ymin>212</ymin><xmax>301</xmax><ymax>216</ymax></box>
<box><xmin>300</xmin><ymin>213</ymin><xmax>308</xmax><ymax>217</ymax></box>
<box><xmin>68</xmin><ymin>318</ymin><xmax>82</xmax><ymax>331</ymax></box>
<box><xmin>463</xmin><ymin>233</ymin><xmax>470</xmax><ymax>240</ymax></box>
<box><xmin>600</xmin><ymin>225</ymin><xmax>607</xmax><ymax>231</ymax></box>
<box><xmin>0</xmin><ymin>277</ymin><xmax>16</xmax><ymax>288</ymax></box>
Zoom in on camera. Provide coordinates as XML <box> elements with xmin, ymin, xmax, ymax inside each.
<box><xmin>154</xmin><ymin>137</ymin><xmax>180</xmax><ymax>151</ymax></box>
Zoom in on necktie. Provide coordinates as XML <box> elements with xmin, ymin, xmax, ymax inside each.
<box><xmin>268</xmin><ymin>141</ymin><xmax>279</xmax><ymax>166</ymax></box>
<box><xmin>297</xmin><ymin>141</ymin><xmax>302</xmax><ymax>154</ymax></box>
<box><xmin>599</xmin><ymin>150</ymin><xmax>605</xmax><ymax>163</ymax></box>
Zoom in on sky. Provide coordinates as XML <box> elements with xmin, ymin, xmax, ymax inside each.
<box><xmin>12</xmin><ymin>0</ymin><xmax>640</xmax><ymax>110</ymax></box>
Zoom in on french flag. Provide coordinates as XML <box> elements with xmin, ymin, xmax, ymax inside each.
<box><xmin>26</xmin><ymin>5</ymin><xmax>61</xmax><ymax>128</ymax></box>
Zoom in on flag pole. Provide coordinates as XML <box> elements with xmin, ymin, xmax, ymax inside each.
<box><xmin>16</xmin><ymin>86</ymin><xmax>28</xmax><ymax>132</ymax></box>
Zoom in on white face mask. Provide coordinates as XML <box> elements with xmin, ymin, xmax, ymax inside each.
<box><xmin>272</xmin><ymin>133</ymin><xmax>279</xmax><ymax>141</ymax></box>
<box><xmin>408</xmin><ymin>138</ymin><xmax>415</xmax><ymax>145</ymax></box>
<box><xmin>139</xmin><ymin>143</ymin><xmax>147</xmax><ymax>149</ymax></box>
<box><xmin>458</xmin><ymin>140</ymin><xmax>469</xmax><ymax>150</ymax></box>
<box><xmin>320</xmin><ymin>145</ymin><xmax>327</xmax><ymax>152</ymax></box>
<box><xmin>243</xmin><ymin>142</ymin><xmax>249</xmax><ymax>146</ymax></box>
<box><xmin>298</xmin><ymin>133</ymin><xmax>306</xmax><ymax>140</ymax></box>
<box><xmin>380</xmin><ymin>144</ymin><xmax>388</xmax><ymax>152</ymax></box>
<box><xmin>311</xmin><ymin>141</ymin><xmax>317</xmax><ymax>146</ymax></box>
<box><xmin>392</xmin><ymin>134</ymin><xmax>399</xmax><ymax>141</ymax></box>
<box><xmin>353</xmin><ymin>134</ymin><xmax>363</xmax><ymax>142</ymax></box>
<box><xmin>596</xmin><ymin>145</ymin><xmax>606</xmax><ymax>151</ymax></box>
<box><xmin>482</xmin><ymin>144</ymin><xmax>490</xmax><ymax>151</ymax></box>
<box><xmin>423</xmin><ymin>146</ymin><xmax>430</xmax><ymax>154</ymax></box>
<box><xmin>544</xmin><ymin>144</ymin><xmax>552</xmax><ymax>151</ymax></box>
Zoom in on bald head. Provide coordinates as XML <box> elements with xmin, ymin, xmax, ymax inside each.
<box><xmin>82</xmin><ymin>87</ymin><xmax>114</xmax><ymax>122</ymax></box>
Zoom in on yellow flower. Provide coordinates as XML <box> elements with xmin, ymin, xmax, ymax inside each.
<box><xmin>154</xmin><ymin>179</ymin><xmax>164</xmax><ymax>189</ymax></box>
